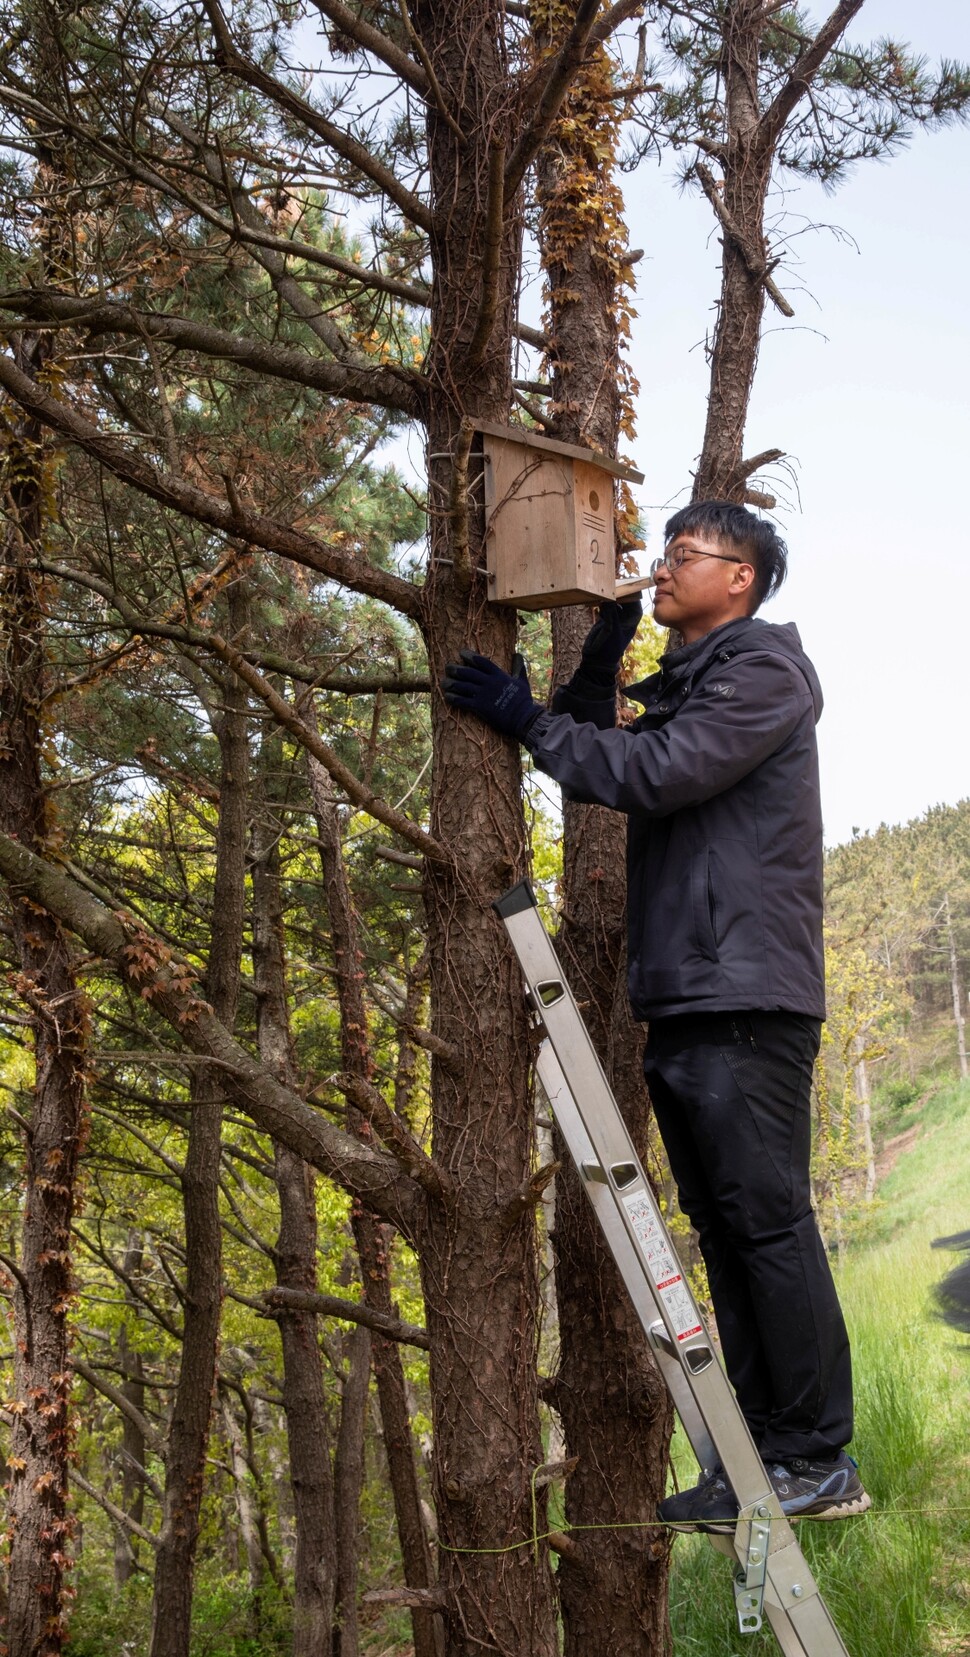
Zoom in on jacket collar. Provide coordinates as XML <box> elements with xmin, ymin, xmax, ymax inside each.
<box><xmin>627</xmin><ymin>617</ymin><xmax>757</xmax><ymax>705</ymax></box>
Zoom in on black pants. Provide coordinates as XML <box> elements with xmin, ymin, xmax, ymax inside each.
<box><xmin>643</xmin><ymin>1010</ymin><xmax>853</xmax><ymax>1462</ymax></box>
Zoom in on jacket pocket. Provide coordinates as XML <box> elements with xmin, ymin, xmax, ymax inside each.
<box><xmin>691</xmin><ymin>847</ymin><xmax>719</xmax><ymax>963</ymax></box>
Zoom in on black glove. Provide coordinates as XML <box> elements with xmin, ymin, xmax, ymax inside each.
<box><xmin>550</xmin><ymin>596</ymin><xmax>643</xmax><ymax>722</ymax></box>
<box><xmin>441</xmin><ymin>650</ymin><xmax>543</xmax><ymax>740</ymax></box>
<box><xmin>577</xmin><ymin>596</ymin><xmax>644</xmax><ymax>688</ymax></box>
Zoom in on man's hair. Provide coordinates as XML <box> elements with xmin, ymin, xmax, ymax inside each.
<box><xmin>664</xmin><ymin>500</ymin><xmax>788</xmax><ymax>612</ymax></box>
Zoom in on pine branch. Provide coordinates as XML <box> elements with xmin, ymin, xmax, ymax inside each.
<box><xmin>0</xmin><ymin>290</ymin><xmax>423</xmax><ymax>416</ymax></box>
<box><xmin>0</xmin><ymin>83</ymin><xmax>427</xmax><ymax>315</ymax></box>
<box><xmin>202</xmin><ymin>0</ymin><xmax>434</xmax><ymax>233</ymax></box>
<box><xmin>0</xmin><ymin>346</ymin><xmax>424</xmax><ymax>618</ymax></box>
<box><xmin>201</xmin><ymin>639</ymin><xmax>451</xmax><ymax>867</ymax></box>
<box><xmin>758</xmin><ymin>0</ymin><xmax>867</xmax><ymax>155</ymax></box>
<box><xmin>0</xmin><ymin>830</ymin><xmax>423</xmax><ymax>1234</ymax></box>
<box><xmin>38</xmin><ymin>565</ymin><xmax>432</xmax><ymax>697</ymax></box>
<box><xmin>309</xmin><ymin>0</ymin><xmax>430</xmax><ymax>95</ymax></box>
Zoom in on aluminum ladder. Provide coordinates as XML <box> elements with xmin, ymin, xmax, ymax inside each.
<box><xmin>495</xmin><ymin>880</ymin><xmax>851</xmax><ymax>1656</ymax></box>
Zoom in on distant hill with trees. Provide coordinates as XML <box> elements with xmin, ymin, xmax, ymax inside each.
<box><xmin>815</xmin><ymin>800</ymin><xmax>970</xmax><ymax>1245</ymax></box>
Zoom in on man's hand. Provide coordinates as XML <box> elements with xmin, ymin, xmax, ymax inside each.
<box><xmin>441</xmin><ymin>650</ymin><xmax>543</xmax><ymax>740</ymax></box>
<box><xmin>579</xmin><ymin>597</ymin><xmax>644</xmax><ymax>685</ymax></box>
<box><xmin>549</xmin><ymin>596</ymin><xmax>643</xmax><ymax>726</ymax></box>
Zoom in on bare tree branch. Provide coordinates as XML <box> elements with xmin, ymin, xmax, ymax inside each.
<box><xmin>499</xmin><ymin>1160</ymin><xmax>561</xmax><ymax>1227</ymax></box>
<box><xmin>591</xmin><ymin>0</ymin><xmax>647</xmax><ymax>44</ymax></box>
<box><xmin>333</xmin><ymin>1069</ymin><xmax>452</xmax><ymax>1203</ymax></box>
<box><xmin>259</xmin><ymin>1286</ymin><xmax>431</xmax><ymax>1349</ymax></box>
<box><xmin>70</xmin><ymin>1469</ymin><xmax>158</xmax><ymax>1551</ymax></box>
<box><xmin>396</xmin><ymin>0</ymin><xmax>468</xmax><ymax>141</ymax></box>
<box><xmin>736</xmin><ymin>447</ymin><xmax>785</xmax><ymax>480</ymax></box>
<box><xmin>693</xmin><ymin>161</ymin><xmax>795</xmax><ymax>316</ymax></box>
<box><xmin>363</xmin><ymin>1586</ymin><xmax>448</xmax><ymax>1610</ymax></box>
<box><xmin>72</xmin><ymin>1356</ymin><xmax>166</xmax><ymax>1457</ymax></box>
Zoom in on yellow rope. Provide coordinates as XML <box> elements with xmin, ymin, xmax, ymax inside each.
<box><xmin>437</xmin><ymin>1508</ymin><xmax>970</xmax><ymax>1558</ymax></box>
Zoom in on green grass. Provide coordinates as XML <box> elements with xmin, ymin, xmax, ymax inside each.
<box><xmin>668</xmin><ymin>1075</ymin><xmax>970</xmax><ymax>1656</ymax></box>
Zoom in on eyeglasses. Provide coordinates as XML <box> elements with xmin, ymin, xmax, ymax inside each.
<box><xmin>649</xmin><ymin>548</ymin><xmax>744</xmax><ymax>578</ymax></box>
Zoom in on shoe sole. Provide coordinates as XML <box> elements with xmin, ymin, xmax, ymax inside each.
<box><xmin>786</xmin><ymin>1491</ymin><xmax>872</xmax><ymax>1522</ymax></box>
<box><xmin>667</xmin><ymin>1490</ymin><xmax>872</xmax><ymax>1533</ymax></box>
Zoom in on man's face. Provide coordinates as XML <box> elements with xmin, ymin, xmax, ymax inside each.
<box><xmin>651</xmin><ymin>532</ymin><xmax>756</xmax><ymax>643</ymax></box>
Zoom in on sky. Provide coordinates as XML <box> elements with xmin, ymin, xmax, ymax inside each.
<box><xmin>617</xmin><ymin>0</ymin><xmax>970</xmax><ymax>846</ymax></box>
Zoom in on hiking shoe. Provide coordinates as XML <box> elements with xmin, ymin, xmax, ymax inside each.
<box><xmin>767</xmin><ymin>1451</ymin><xmax>871</xmax><ymax>1520</ymax></box>
<box><xmin>657</xmin><ymin>1464</ymin><xmax>739</xmax><ymax>1534</ymax></box>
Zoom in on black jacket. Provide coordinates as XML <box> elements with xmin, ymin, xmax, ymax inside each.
<box><xmin>522</xmin><ymin>617</ymin><xmax>826</xmax><ymax>1021</ymax></box>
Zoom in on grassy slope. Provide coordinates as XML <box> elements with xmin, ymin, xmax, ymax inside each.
<box><xmin>668</xmin><ymin>1076</ymin><xmax>970</xmax><ymax>1657</ymax></box>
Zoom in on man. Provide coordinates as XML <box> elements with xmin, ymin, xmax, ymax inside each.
<box><xmin>442</xmin><ymin>500</ymin><xmax>870</xmax><ymax>1528</ymax></box>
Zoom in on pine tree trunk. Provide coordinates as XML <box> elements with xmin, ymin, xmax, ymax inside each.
<box><xmin>149</xmin><ymin>607</ymin><xmax>249</xmax><ymax>1657</ymax></box>
<box><xmin>251</xmin><ymin>763</ymin><xmax>339</xmax><ymax>1656</ymax></box>
<box><xmin>0</xmin><ymin>331</ymin><xmax>88</xmax><ymax>1657</ymax></box>
<box><xmin>535</xmin><ymin>38</ymin><xmax>673</xmax><ymax>1656</ymax></box>
<box><xmin>355</xmin><ymin>1215</ymin><xmax>443</xmax><ymax>1657</ymax></box>
<box><xmin>271</xmin><ymin>1146</ymin><xmax>339</xmax><ymax>1655</ymax></box>
<box><xmin>114</xmin><ymin>1234</ymin><xmax>147</xmax><ymax>1589</ymax></box>
<box><xmin>693</xmin><ymin>0</ymin><xmax>773</xmax><ymax>504</ymax></box>
<box><xmin>307</xmin><ymin>750</ymin><xmax>442</xmax><ymax>1657</ymax></box>
<box><xmin>333</xmin><ymin>1322</ymin><xmax>371</xmax><ymax>1657</ymax></box>
<box><xmin>412</xmin><ymin>8</ymin><xmax>558</xmax><ymax>1650</ymax></box>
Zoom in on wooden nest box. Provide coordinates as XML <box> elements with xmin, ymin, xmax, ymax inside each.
<box><xmin>479</xmin><ymin>421</ymin><xmax>645</xmax><ymax>609</ymax></box>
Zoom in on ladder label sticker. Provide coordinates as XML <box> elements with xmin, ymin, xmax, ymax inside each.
<box><xmin>621</xmin><ymin>1191</ymin><xmax>703</xmax><ymax>1342</ymax></box>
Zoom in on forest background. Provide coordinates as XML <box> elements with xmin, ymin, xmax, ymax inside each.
<box><xmin>0</xmin><ymin>3</ymin><xmax>968</xmax><ymax>1657</ymax></box>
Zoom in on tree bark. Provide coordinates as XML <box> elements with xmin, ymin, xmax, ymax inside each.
<box><xmin>693</xmin><ymin>0</ymin><xmax>772</xmax><ymax>502</ymax></box>
<box><xmin>149</xmin><ymin>594</ymin><xmax>249</xmax><ymax>1657</ymax></box>
<box><xmin>114</xmin><ymin>1233</ymin><xmax>147</xmax><ymax>1589</ymax></box>
<box><xmin>410</xmin><ymin>10</ymin><xmax>559</xmax><ymax>1651</ymax></box>
<box><xmin>307</xmin><ymin>744</ymin><xmax>442</xmax><ymax>1657</ymax></box>
<box><xmin>944</xmin><ymin>894</ymin><xmax>969</xmax><ymax>1080</ymax></box>
<box><xmin>692</xmin><ymin>0</ymin><xmax>865</xmax><ymax>504</ymax></box>
<box><xmin>356</xmin><ymin>1218</ymin><xmax>443</xmax><ymax>1657</ymax></box>
<box><xmin>251</xmin><ymin>735</ymin><xmax>340</xmax><ymax>1657</ymax></box>
<box><xmin>535</xmin><ymin>32</ymin><xmax>673</xmax><ymax>1656</ymax></box>
<box><xmin>333</xmin><ymin>1321</ymin><xmax>371</xmax><ymax>1657</ymax></box>
<box><xmin>0</xmin><ymin>329</ymin><xmax>89</xmax><ymax>1657</ymax></box>
<box><xmin>219</xmin><ymin>1389</ymin><xmax>266</xmax><ymax>1600</ymax></box>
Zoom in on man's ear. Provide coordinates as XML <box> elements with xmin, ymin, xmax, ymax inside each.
<box><xmin>730</xmin><ymin>562</ymin><xmax>756</xmax><ymax>603</ymax></box>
